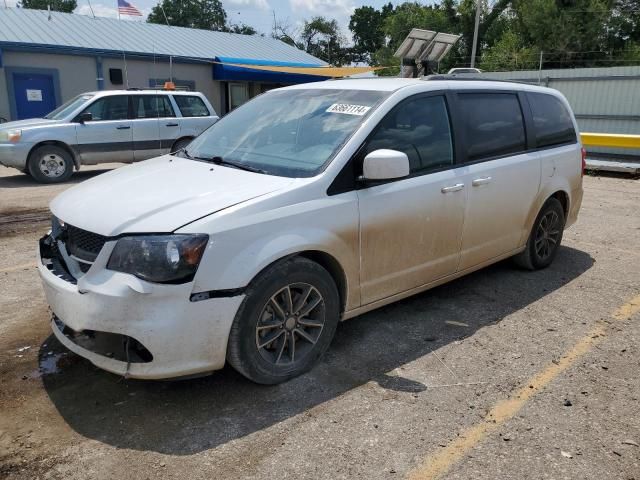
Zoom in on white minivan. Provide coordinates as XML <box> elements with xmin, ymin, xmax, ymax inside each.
<box><xmin>38</xmin><ymin>78</ymin><xmax>584</xmax><ymax>384</ymax></box>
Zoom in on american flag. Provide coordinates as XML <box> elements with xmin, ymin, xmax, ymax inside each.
<box><xmin>118</xmin><ymin>0</ymin><xmax>142</xmax><ymax>16</ymax></box>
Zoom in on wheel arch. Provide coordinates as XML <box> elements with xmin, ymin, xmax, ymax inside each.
<box><xmin>296</xmin><ymin>250</ymin><xmax>348</xmax><ymax>315</ymax></box>
<box><xmin>522</xmin><ymin>182</ymin><xmax>572</xmax><ymax>246</ymax></box>
<box><xmin>550</xmin><ymin>190</ymin><xmax>570</xmax><ymax>218</ymax></box>
<box><xmin>28</xmin><ymin>140</ymin><xmax>80</xmax><ymax>170</ymax></box>
<box><xmin>171</xmin><ymin>136</ymin><xmax>194</xmax><ymax>152</ymax></box>
<box><xmin>244</xmin><ymin>250</ymin><xmax>349</xmax><ymax>315</ymax></box>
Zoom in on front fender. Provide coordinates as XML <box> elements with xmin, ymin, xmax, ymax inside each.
<box><xmin>187</xmin><ymin>193</ymin><xmax>361</xmax><ymax>311</ymax></box>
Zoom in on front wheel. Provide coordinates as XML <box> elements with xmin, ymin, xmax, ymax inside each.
<box><xmin>27</xmin><ymin>145</ymin><xmax>74</xmax><ymax>183</ymax></box>
<box><xmin>514</xmin><ymin>197</ymin><xmax>565</xmax><ymax>270</ymax></box>
<box><xmin>227</xmin><ymin>257</ymin><xmax>340</xmax><ymax>384</ymax></box>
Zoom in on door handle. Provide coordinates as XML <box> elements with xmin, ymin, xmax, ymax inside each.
<box><xmin>472</xmin><ymin>176</ymin><xmax>492</xmax><ymax>186</ymax></box>
<box><xmin>441</xmin><ymin>183</ymin><xmax>464</xmax><ymax>193</ymax></box>
<box><xmin>166</xmin><ymin>123</ymin><xmax>179</xmax><ymax>127</ymax></box>
<box><xmin>116</xmin><ymin>125</ymin><xmax>131</xmax><ymax>130</ymax></box>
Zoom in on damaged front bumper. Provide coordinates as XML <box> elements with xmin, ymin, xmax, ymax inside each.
<box><xmin>38</xmin><ymin>233</ymin><xmax>244</xmax><ymax>380</ymax></box>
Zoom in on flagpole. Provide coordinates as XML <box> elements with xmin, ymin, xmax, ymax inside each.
<box><xmin>117</xmin><ymin>0</ymin><xmax>130</xmax><ymax>89</ymax></box>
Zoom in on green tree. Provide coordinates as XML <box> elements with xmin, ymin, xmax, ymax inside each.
<box><xmin>607</xmin><ymin>0</ymin><xmax>640</xmax><ymax>48</ymax></box>
<box><xmin>225</xmin><ymin>23</ymin><xmax>258</xmax><ymax>35</ymax></box>
<box><xmin>147</xmin><ymin>0</ymin><xmax>226</xmax><ymax>31</ymax></box>
<box><xmin>300</xmin><ymin>16</ymin><xmax>351</xmax><ymax>65</ymax></box>
<box><xmin>514</xmin><ymin>0</ymin><xmax>612</xmax><ymax>67</ymax></box>
<box><xmin>479</xmin><ymin>29</ymin><xmax>540</xmax><ymax>71</ymax></box>
<box><xmin>349</xmin><ymin>3</ymin><xmax>393</xmax><ymax>63</ymax></box>
<box><xmin>383</xmin><ymin>2</ymin><xmax>451</xmax><ymax>51</ymax></box>
<box><xmin>19</xmin><ymin>0</ymin><xmax>77</xmax><ymax>12</ymax></box>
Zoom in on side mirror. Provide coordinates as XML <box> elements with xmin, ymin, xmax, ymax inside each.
<box><xmin>77</xmin><ymin>112</ymin><xmax>93</xmax><ymax>124</ymax></box>
<box><xmin>361</xmin><ymin>149</ymin><xmax>410</xmax><ymax>182</ymax></box>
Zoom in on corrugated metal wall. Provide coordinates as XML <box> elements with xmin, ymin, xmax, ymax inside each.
<box><xmin>477</xmin><ymin>66</ymin><xmax>640</xmax><ymax>158</ymax></box>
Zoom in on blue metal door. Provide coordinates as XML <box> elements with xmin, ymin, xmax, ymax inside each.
<box><xmin>13</xmin><ymin>73</ymin><xmax>57</xmax><ymax>119</ymax></box>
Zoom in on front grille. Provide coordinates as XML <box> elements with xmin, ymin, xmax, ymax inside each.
<box><xmin>65</xmin><ymin>224</ymin><xmax>107</xmax><ymax>262</ymax></box>
<box><xmin>40</xmin><ymin>234</ymin><xmax>77</xmax><ymax>284</ymax></box>
<box><xmin>78</xmin><ymin>262</ymin><xmax>92</xmax><ymax>273</ymax></box>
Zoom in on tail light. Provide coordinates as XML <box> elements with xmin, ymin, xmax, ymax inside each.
<box><xmin>581</xmin><ymin>147</ymin><xmax>587</xmax><ymax>176</ymax></box>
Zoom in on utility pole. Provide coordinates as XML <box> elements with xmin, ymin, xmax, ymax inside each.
<box><xmin>470</xmin><ymin>0</ymin><xmax>482</xmax><ymax>68</ymax></box>
<box><xmin>538</xmin><ymin>51</ymin><xmax>544</xmax><ymax>84</ymax></box>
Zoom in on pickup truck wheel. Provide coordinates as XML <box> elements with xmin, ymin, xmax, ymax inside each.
<box><xmin>227</xmin><ymin>257</ymin><xmax>340</xmax><ymax>384</ymax></box>
<box><xmin>28</xmin><ymin>145</ymin><xmax>73</xmax><ymax>183</ymax></box>
<box><xmin>514</xmin><ymin>198</ymin><xmax>565</xmax><ymax>270</ymax></box>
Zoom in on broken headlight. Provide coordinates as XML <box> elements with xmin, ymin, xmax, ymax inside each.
<box><xmin>107</xmin><ymin>234</ymin><xmax>208</xmax><ymax>284</ymax></box>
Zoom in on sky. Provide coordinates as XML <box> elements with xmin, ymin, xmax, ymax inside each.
<box><xmin>4</xmin><ymin>0</ymin><xmax>400</xmax><ymax>41</ymax></box>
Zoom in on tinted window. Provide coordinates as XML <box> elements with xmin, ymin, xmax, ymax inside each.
<box><xmin>365</xmin><ymin>95</ymin><xmax>453</xmax><ymax>174</ymax></box>
<box><xmin>458</xmin><ymin>93</ymin><xmax>526</xmax><ymax>161</ymax></box>
<box><xmin>132</xmin><ymin>95</ymin><xmax>175</xmax><ymax>119</ymax></box>
<box><xmin>81</xmin><ymin>96</ymin><xmax>128</xmax><ymax>121</ymax></box>
<box><xmin>527</xmin><ymin>92</ymin><xmax>576</xmax><ymax>148</ymax></box>
<box><xmin>174</xmin><ymin>95</ymin><xmax>210</xmax><ymax>117</ymax></box>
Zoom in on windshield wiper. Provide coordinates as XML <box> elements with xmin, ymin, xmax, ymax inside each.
<box><xmin>181</xmin><ymin>149</ymin><xmax>268</xmax><ymax>174</ymax></box>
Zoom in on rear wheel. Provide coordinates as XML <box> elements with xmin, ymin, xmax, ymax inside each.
<box><xmin>514</xmin><ymin>197</ymin><xmax>565</xmax><ymax>270</ymax></box>
<box><xmin>227</xmin><ymin>257</ymin><xmax>340</xmax><ymax>384</ymax></box>
<box><xmin>27</xmin><ymin>145</ymin><xmax>74</xmax><ymax>183</ymax></box>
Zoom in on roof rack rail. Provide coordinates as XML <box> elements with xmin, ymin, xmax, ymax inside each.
<box><xmin>422</xmin><ymin>74</ymin><xmax>534</xmax><ymax>85</ymax></box>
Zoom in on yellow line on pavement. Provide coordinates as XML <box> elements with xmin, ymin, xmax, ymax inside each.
<box><xmin>613</xmin><ymin>295</ymin><xmax>640</xmax><ymax>320</ymax></box>
<box><xmin>0</xmin><ymin>262</ymin><xmax>37</xmax><ymax>274</ymax></box>
<box><xmin>407</xmin><ymin>293</ymin><xmax>640</xmax><ymax>480</ymax></box>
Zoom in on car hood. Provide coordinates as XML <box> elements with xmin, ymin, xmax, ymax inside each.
<box><xmin>0</xmin><ymin>118</ymin><xmax>62</xmax><ymax>130</ymax></box>
<box><xmin>50</xmin><ymin>155</ymin><xmax>295</xmax><ymax>236</ymax></box>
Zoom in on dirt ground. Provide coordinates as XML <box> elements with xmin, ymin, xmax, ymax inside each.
<box><xmin>0</xmin><ymin>164</ymin><xmax>638</xmax><ymax>480</ymax></box>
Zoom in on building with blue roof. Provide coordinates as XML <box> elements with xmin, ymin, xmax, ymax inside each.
<box><xmin>0</xmin><ymin>7</ymin><xmax>326</xmax><ymax>120</ymax></box>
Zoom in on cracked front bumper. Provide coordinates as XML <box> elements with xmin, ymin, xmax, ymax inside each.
<box><xmin>38</xmin><ymin>241</ymin><xmax>244</xmax><ymax>380</ymax></box>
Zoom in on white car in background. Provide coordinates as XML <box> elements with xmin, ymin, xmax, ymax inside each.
<box><xmin>38</xmin><ymin>78</ymin><xmax>583</xmax><ymax>384</ymax></box>
<box><xmin>0</xmin><ymin>90</ymin><xmax>217</xmax><ymax>183</ymax></box>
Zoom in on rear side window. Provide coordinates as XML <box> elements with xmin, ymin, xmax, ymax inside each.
<box><xmin>365</xmin><ymin>95</ymin><xmax>454</xmax><ymax>175</ymax></box>
<box><xmin>527</xmin><ymin>92</ymin><xmax>577</xmax><ymax>148</ymax></box>
<box><xmin>174</xmin><ymin>96</ymin><xmax>210</xmax><ymax>117</ymax></box>
<box><xmin>457</xmin><ymin>93</ymin><xmax>526</xmax><ymax>161</ymax></box>
<box><xmin>132</xmin><ymin>95</ymin><xmax>175</xmax><ymax>119</ymax></box>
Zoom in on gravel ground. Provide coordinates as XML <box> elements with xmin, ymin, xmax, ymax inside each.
<box><xmin>0</xmin><ymin>165</ymin><xmax>638</xmax><ymax>480</ymax></box>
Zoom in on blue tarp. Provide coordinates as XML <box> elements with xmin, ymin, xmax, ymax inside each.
<box><xmin>212</xmin><ymin>56</ymin><xmax>327</xmax><ymax>84</ymax></box>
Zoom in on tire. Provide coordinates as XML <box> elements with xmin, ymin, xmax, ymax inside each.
<box><xmin>171</xmin><ymin>137</ymin><xmax>192</xmax><ymax>154</ymax></box>
<box><xmin>514</xmin><ymin>197</ymin><xmax>565</xmax><ymax>270</ymax></box>
<box><xmin>227</xmin><ymin>257</ymin><xmax>340</xmax><ymax>384</ymax></box>
<box><xmin>27</xmin><ymin>145</ymin><xmax>74</xmax><ymax>183</ymax></box>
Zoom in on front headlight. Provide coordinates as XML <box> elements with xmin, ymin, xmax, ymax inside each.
<box><xmin>0</xmin><ymin>129</ymin><xmax>22</xmax><ymax>143</ymax></box>
<box><xmin>107</xmin><ymin>234</ymin><xmax>209</xmax><ymax>284</ymax></box>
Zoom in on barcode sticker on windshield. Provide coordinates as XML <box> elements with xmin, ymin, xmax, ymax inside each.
<box><xmin>326</xmin><ymin>103</ymin><xmax>372</xmax><ymax>116</ymax></box>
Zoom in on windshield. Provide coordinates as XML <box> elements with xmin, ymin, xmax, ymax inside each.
<box><xmin>184</xmin><ymin>88</ymin><xmax>389</xmax><ymax>177</ymax></box>
<box><xmin>44</xmin><ymin>94</ymin><xmax>95</xmax><ymax>120</ymax></box>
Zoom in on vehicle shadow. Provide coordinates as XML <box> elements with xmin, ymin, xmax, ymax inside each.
<box><xmin>0</xmin><ymin>167</ymin><xmax>116</xmax><ymax>189</ymax></box>
<box><xmin>40</xmin><ymin>246</ymin><xmax>594</xmax><ymax>455</ymax></box>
